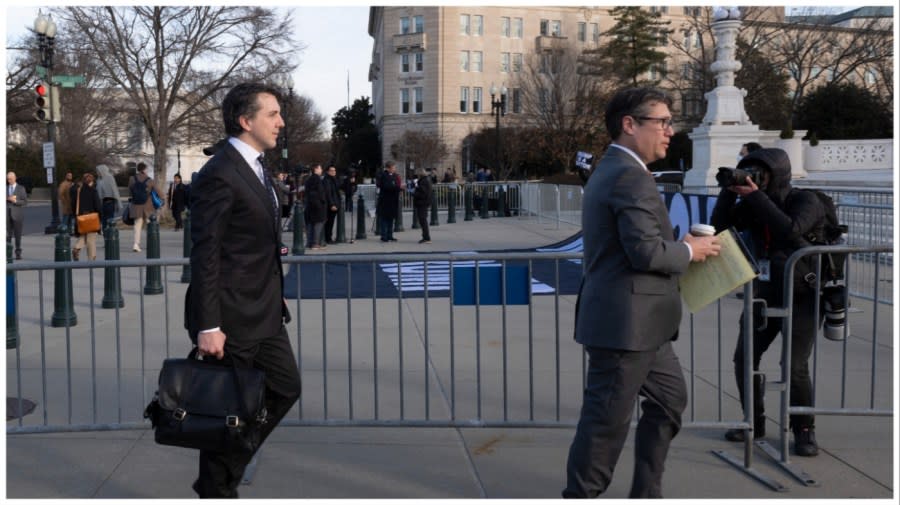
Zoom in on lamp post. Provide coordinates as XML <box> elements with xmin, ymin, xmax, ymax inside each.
<box><xmin>279</xmin><ymin>74</ymin><xmax>294</xmax><ymax>174</ymax></box>
<box><xmin>489</xmin><ymin>83</ymin><xmax>507</xmax><ymax>175</ymax></box>
<box><xmin>34</xmin><ymin>12</ymin><xmax>61</xmax><ymax>234</ymax></box>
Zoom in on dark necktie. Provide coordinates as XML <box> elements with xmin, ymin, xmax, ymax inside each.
<box><xmin>257</xmin><ymin>155</ymin><xmax>279</xmax><ymax>230</ymax></box>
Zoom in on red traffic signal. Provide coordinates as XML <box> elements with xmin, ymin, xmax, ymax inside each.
<box><xmin>34</xmin><ymin>80</ymin><xmax>51</xmax><ymax>122</ymax></box>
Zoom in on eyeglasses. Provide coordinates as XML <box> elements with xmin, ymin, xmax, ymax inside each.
<box><xmin>635</xmin><ymin>116</ymin><xmax>674</xmax><ymax>130</ymax></box>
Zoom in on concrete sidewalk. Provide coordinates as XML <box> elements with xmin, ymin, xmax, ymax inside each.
<box><xmin>5</xmin><ymin>210</ymin><xmax>895</xmax><ymax>499</ymax></box>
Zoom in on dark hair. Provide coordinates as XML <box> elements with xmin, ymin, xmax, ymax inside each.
<box><xmin>222</xmin><ymin>82</ymin><xmax>283</xmax><ymax>137</ymax></box>
<box><xmin>137</xmin><ymin>162</ymin><xmax>147</xmax><ymax>173</ymax></box>
<box><xmin>744</xmin><ymin>142</ymin><xmax>763</xmax><ymax>153</ymax></box>
<box><xmin>203</xmin><ymin>138</ymin><xmax>229</xmax><ymax>156</ymax></box>
<box><xmin>604</xmin><ymin>87</ymin><xmax>673</xmax><ymax>141</ymax></box>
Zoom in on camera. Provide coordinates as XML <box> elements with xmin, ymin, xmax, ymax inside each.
<box><xmin>716</xmin><ymin>166</ymin><xmax>762</xmax><ymax>188</ymax></box>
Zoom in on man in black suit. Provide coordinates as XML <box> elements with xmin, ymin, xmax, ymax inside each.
<box><xmin>563</xmin><ymin>88</ymin><xmax>720</xmax><ymax>498</ymax></box>
<box><xmin>185</xmin><ymin>82</ymin><xmax>301</xmax><ymax>498</ymax></box>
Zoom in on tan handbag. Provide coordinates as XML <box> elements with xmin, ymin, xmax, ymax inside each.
<box><xmin>75</xmin><ymin>185</ymin><xmax>101</xmax><ymax>235</ymax></box>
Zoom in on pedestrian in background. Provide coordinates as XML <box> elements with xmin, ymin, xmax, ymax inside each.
<box><xmin>58</xmin><ymin>170</ymin><xmax>74</xmax><ymax>231</ymax></box>
<box><xmin>167</xmin><ymin>173</ymin><xmax>187</xmax><ymax>230</ymax></box>
<box><xmin>70</xmin><ymin>172</ymin><xmax>102</xmax><ymax>261</ymax></box>
<box><xmin>6</xmin><ymin>171</ymin><xmax>27</xmax><ymax>260</ymax></box>
<box><xmin>412</xmin><ymin>167</ymin><xmax>432</xmax><ymax>244</ymax></box>
<box><xmin>95</xmin><ymin>164</ymin><xmax>121</xmax><ymax>233</ymax></box>
<box><xmin>128</xmin><ymin>162</ymin><xmax>156</xmax><ymax>252</ymax></box>
<box><xmin>303</xmin><ymin>164</ymin><xmax>327</xmax><ymax>249</ymax></box>
<box><xmin>323</xmin><ymin>165</ymin><xmax>340</xmax><ymax>243</ymax></box>
<box><xmin>376</xmin><ymin>160</ymin><xmax>403</xmax><ymax>242</ymax></box>
<box><xmin>341</xmin><ymin>169</ymin><xmax>358</xmax><ymax>212</ymax></box>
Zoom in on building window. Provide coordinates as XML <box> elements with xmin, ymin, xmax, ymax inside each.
<box><xmin>400</xmin><ymin>17</ymin><xmax>410</xmax><ymax>35</ymax></box>
<box><xmin>513</xmin><ymin>53</ymin><xmax>523</xmax><ymax>72</ymax></box>
<box><xmin>694</xmin><ymin>31</ymin><xmax>701</xmax><ymax>48</ymax></box>
<box><xmin>460</xmin><ymin>51</ymin><xmax>469</xmax><ymax>72</ymax></box>
<box><xmin>473</xmin><ymin>87</ymin><xmax>482</xmax><ymax>113</ymax></box>
<box><xmin>501</xmin><ymin>52</ymin><xmax>510</xmax><ymax>73</ymax></box>
<box><xmin>414</xmin><ymin>87</ymin><xmax>423</xmax><ymax>113</ymax></box>
<box><xmin>473</xmin><ymin>15</ymin><xmax>483</xmax><ymax>36</ymax></box>
<box><xmin>414</xmin><ymin>15</ymin><xmax>424</xmax><ymax>33</ymax></box>
<box><xmin>551</xmin><ymin>20</ymin><xmax>562</xmax><ymax>37</ymax></box>
<box><xmin>401</xmin><ymin>54</ymin><xmax>410</xmax><ymax>73</ymax></box>
<box><xmin>591</xmin><ymin>23</ymin><xmax>600</xmax><ymax>43</ymax></box>
<box><xmin>540</xmin><ymin>19</ymin><xmax>549</xmax><ymax>36</ymax></box>
<box><xmin>460</xmin><ymin>87</ymin><xmax>469</xmax><ymax>113</ymax></box>
<box><xmin>400</xmin><ymin>88</ymin><xmax>410</xmax><ymax>114</ymax></box>
<box><xmin>650</xmin><ymin>62</ymin><xmax>667</xmax><ymax>80</ymax></box>
<box><xmin>865</xmin><ymin>69</ymin><xmax>877</xmax><ymax>85</ymax></box>
<box><xmin>472</xmin><ymin>51</ymin><xmax>483</xmax><ymax>72</ymax></box>
<box><xmin>501</xmin><ymin>17</ymin><xmax>510</xmax><ymax>37</ymax></box>
<box><xmin>658</xmin><ymin>30</ymin><xmax>668</xmax><ymax>46</ymax></box>
<box><xmin>514</xmin><ymin>17</ymin><xmax>523</xmax><ymax>38</ymax></box>
<box><xmin>578</xmin><ymin>22</ymin><xmax>586</xmax><ymax>42</ymax></box>
<box><xmin>681</xmin><ymin>62</ymin><xmax>691</xmax><ymax>79</ymax></box>
<box><xmin>414</xmin><ymin>52</ymin><xmax>423</xmax><ymax>72</ymax></box>
<box><xmin>651</xmin><ymin>6</ymin><xmax>668</xmax><ymax>14</ymax></box>
<box><xmin>683</xmin><ymin>30</ymin><xmax>691</xmax><ymax>48</ymax></box>
<box><xmin>460</xmin><ymin>14</ymin><xmax>470</xmax><ymax>35</ymax></box>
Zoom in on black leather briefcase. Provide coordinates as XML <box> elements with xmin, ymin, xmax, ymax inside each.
<box><xmin>144</xmin><ymin>349</ymin><xmax>267</xmax><ymax>453</ymax></box>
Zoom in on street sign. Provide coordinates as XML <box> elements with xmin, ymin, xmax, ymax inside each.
<box><xmin>42</xmin><ymin>142</ymin><xmax>55</xmax><ymax>169</ymax></box>
<box><xmin>46</xmin><ymin>168</ymin><xmax>54</xmax><ymax>184</ymax></box>
<box><xmin>53</xmin><ymin>75</ymin><xmax>84</xmax><ymax>87</ymax></box>
<box><xmin>35</xmin><ymin>65</ymin><xmax>47</xmax><ymax>77</ymax></box>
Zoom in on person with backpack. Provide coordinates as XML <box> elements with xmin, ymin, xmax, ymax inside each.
<box><xmin>711</xmin><ymin>147</ymin><xmax>827</xmax><ymax>457</ymax></box>
<box><xmin>128</xmin><ymin>162</ymin><xmax>157</xmax><ymax>252</ymax></box>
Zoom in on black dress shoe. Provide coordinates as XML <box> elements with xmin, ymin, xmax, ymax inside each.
<box><xmin>793</xmin><ymin>427</ymin><xmax>819</xmax><ymax>457</ymax></box>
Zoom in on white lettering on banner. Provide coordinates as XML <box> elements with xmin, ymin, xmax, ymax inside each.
<box><xmin>380</xmin><ymin>260</ymin><xmax>555</xmax><ymax>294</ymax></box>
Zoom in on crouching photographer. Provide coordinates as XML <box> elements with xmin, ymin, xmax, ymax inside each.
<box><xmin>711</xmin><ymin>147</ymin><xmax>826</xmax><ymax>457</ymax></box>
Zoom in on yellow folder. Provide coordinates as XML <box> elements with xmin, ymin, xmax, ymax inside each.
<box><xmin>679</xmin><ymin>228</ymin><xmax>758</xmax><ymax>313</ymax></box>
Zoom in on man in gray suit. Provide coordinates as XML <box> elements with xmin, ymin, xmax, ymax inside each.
<box><xmin>7</xmin><ymin>171</ymin><xmax>28</xmax><ymax>260</ymax></box>
<box><xmin>563</xmin><ymin>88</ymin><xmax>720</xmax><ymax>498</ymax></box>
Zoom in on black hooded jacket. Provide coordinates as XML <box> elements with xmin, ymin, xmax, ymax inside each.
<box><xmin>711</xmin><ymin>148</ymin><xmax>825</xmax><ymax>292</ymax></box>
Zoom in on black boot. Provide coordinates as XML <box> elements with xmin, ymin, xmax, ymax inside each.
<box><xmin>793</xmin><ymin>426</ymin><xmax>819</xmax><ymax>457</ymax></box>
<box><xmin>725</xmin><ymin>373</ymin><xmax>766</xmax><ymax>441</ymax></box>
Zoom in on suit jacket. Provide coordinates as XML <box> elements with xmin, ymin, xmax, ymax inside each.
<box><xmin>574</xmin><ymin>147</ymin><xmax>690</xmax><ymax>351</ymax></box>
<box><xmin>185</xmin><ymin>142</ymin><xmax>288</xmax><ymax>347</ymax></box>
<box><xmin>7</xmin><ymin>184</ymin><xmax>27</xmax><ymax>221</ymax></box>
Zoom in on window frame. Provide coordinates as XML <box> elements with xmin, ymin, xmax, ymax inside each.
<box><xmin>400</xmin><ymin>88</ymin><xmax>410</xmax><ymax>114</ymax></box>
<box><xmin>414</xmin><ymin>87</ymin><xmax>423</xmax><ymax>114</ymax></box>
<box><xmin>460</xmin><ymin>14</ymin><xmax>470</xmax><ymax>35</ymax></box>
<box><xmin>460</xmin><ymin>86</ymin><xmax>469</xmax><ymax>113</ymax></box>
<box><xmin>473</xmin><ymin>87</ymin><xmax>482</xmax><ymax>113</ymax></box>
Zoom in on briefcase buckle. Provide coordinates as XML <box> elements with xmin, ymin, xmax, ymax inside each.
<box><xmin>225</xmin><ymin>415</ymin><xmax>241</xmax><ymax>428</ymax></box>
<box><xmin>173</xmin><ymin>408</ymin><xmax>187</xmax><ymax>421</ymax></box>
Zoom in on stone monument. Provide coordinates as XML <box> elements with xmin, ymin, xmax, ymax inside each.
<box><xmin>684</xmin><ymin>7</ymin><xmax>762</xmax><ymax>190</ymax></box>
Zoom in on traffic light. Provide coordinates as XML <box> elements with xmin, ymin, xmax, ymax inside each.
<box><xmin>34</xmin><ymin>81</ymin><xmax>51</xmax><ymax>122</ymax></box>
<box><xmin>50</xmin><ymin>85</ymin><xmax>61</xmax><ymax>123</ymax></box>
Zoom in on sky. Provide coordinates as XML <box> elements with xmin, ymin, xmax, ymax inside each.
<box><xmin>4</xmin><ymin>3</ymin><xmax>375</xmax><ymax>135</ymax></box>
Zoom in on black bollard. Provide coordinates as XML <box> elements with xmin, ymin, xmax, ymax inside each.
<box><xmin>51</xmin><ymin>224</ymin><xmax>77</xmax><ymax>327</ymax></box>
<box><xmin>355</xmin><ymin>194</ymin><xmax>367</xmax><ymax>240</ymax></box>
<box><xmin>336</xmin><ymin>191</ymin><xmax>347</xmax><ymax>243</ymax></box>
<box><xmin>497</xmin><ymin>186</ymin><xmax>506</xmax><ymax>217</ymax></box>
<box><xmin>6</xmin><ymin>242</ymin><xmax>19</xmax><ymax>348</ymax></box>
<box><xmin>143</xmin><ymin>214</ymin><xmax>164</xmax><ymax>295</ymax></box>
<box><xmin>447</xmin><ymin>187</ymin><xmax>457</xmax><ymax>224</ymax></box>
<box><xmin>479</xmin><ymin>186</ymin><xmax>490</xmax><ymax>219</ymax></box>
<box><xmin>430</xmin><ymin>189</ymin><xmax>439</xmax><ymax>226</ymax></box>
<box><xmin>292</xmin><ymin>200</ymin><xmax>305</xmax><ymax>255</ymax></box>
<box><xmin>464</xmin><ymin>185</ymin><xmax>474</xmax><ymax>221</ymax></box>
<box><xmin>180</xmin><ymin>208</ymin><xmax>191</xmax><ymax>283</ymax></box>
<box><xmin>101</xmin><ymin>220</ymin><xmax>125</xmax><ymax>308</ymax></box>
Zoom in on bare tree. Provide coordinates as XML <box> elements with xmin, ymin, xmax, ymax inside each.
<box><xmin>55</xmin><ymin>6</ymin><xmax>303</xmax><ymax>191</ymax></box>
<box><xmin>513</xmin><ymin>39</ymin><xmax>609</xmax><ymax>173</ymax></box>
<box><xmin>390</xmin><ymin>130</ymin><xmax>448</xmax><ymax>172</ymax></box>
<box><xmin>743</xmin><ymin>8</ymin><xmax>893</xmax><ymax>123</ymax></box>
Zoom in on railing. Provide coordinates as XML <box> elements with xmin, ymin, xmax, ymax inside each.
<box><xmin>7</xmin><ymin>247</ymin><xmax>892</xmax><ymax>490</ymax></box>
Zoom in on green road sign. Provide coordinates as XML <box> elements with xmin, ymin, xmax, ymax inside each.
<box><xmin>36</xmin><ymin>65</ymin><xmax>48</xmax><ymax>77</ymax></box>
<box><xmin>53</xmin><ymin>75</ymin><xmax>85</xmax><ymax>87</ymax></box>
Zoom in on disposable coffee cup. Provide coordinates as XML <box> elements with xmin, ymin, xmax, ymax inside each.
<box><xmin>690</xmin><ymin>224</ymin><xmax>716</xmax><ymax>237</ymax></box>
